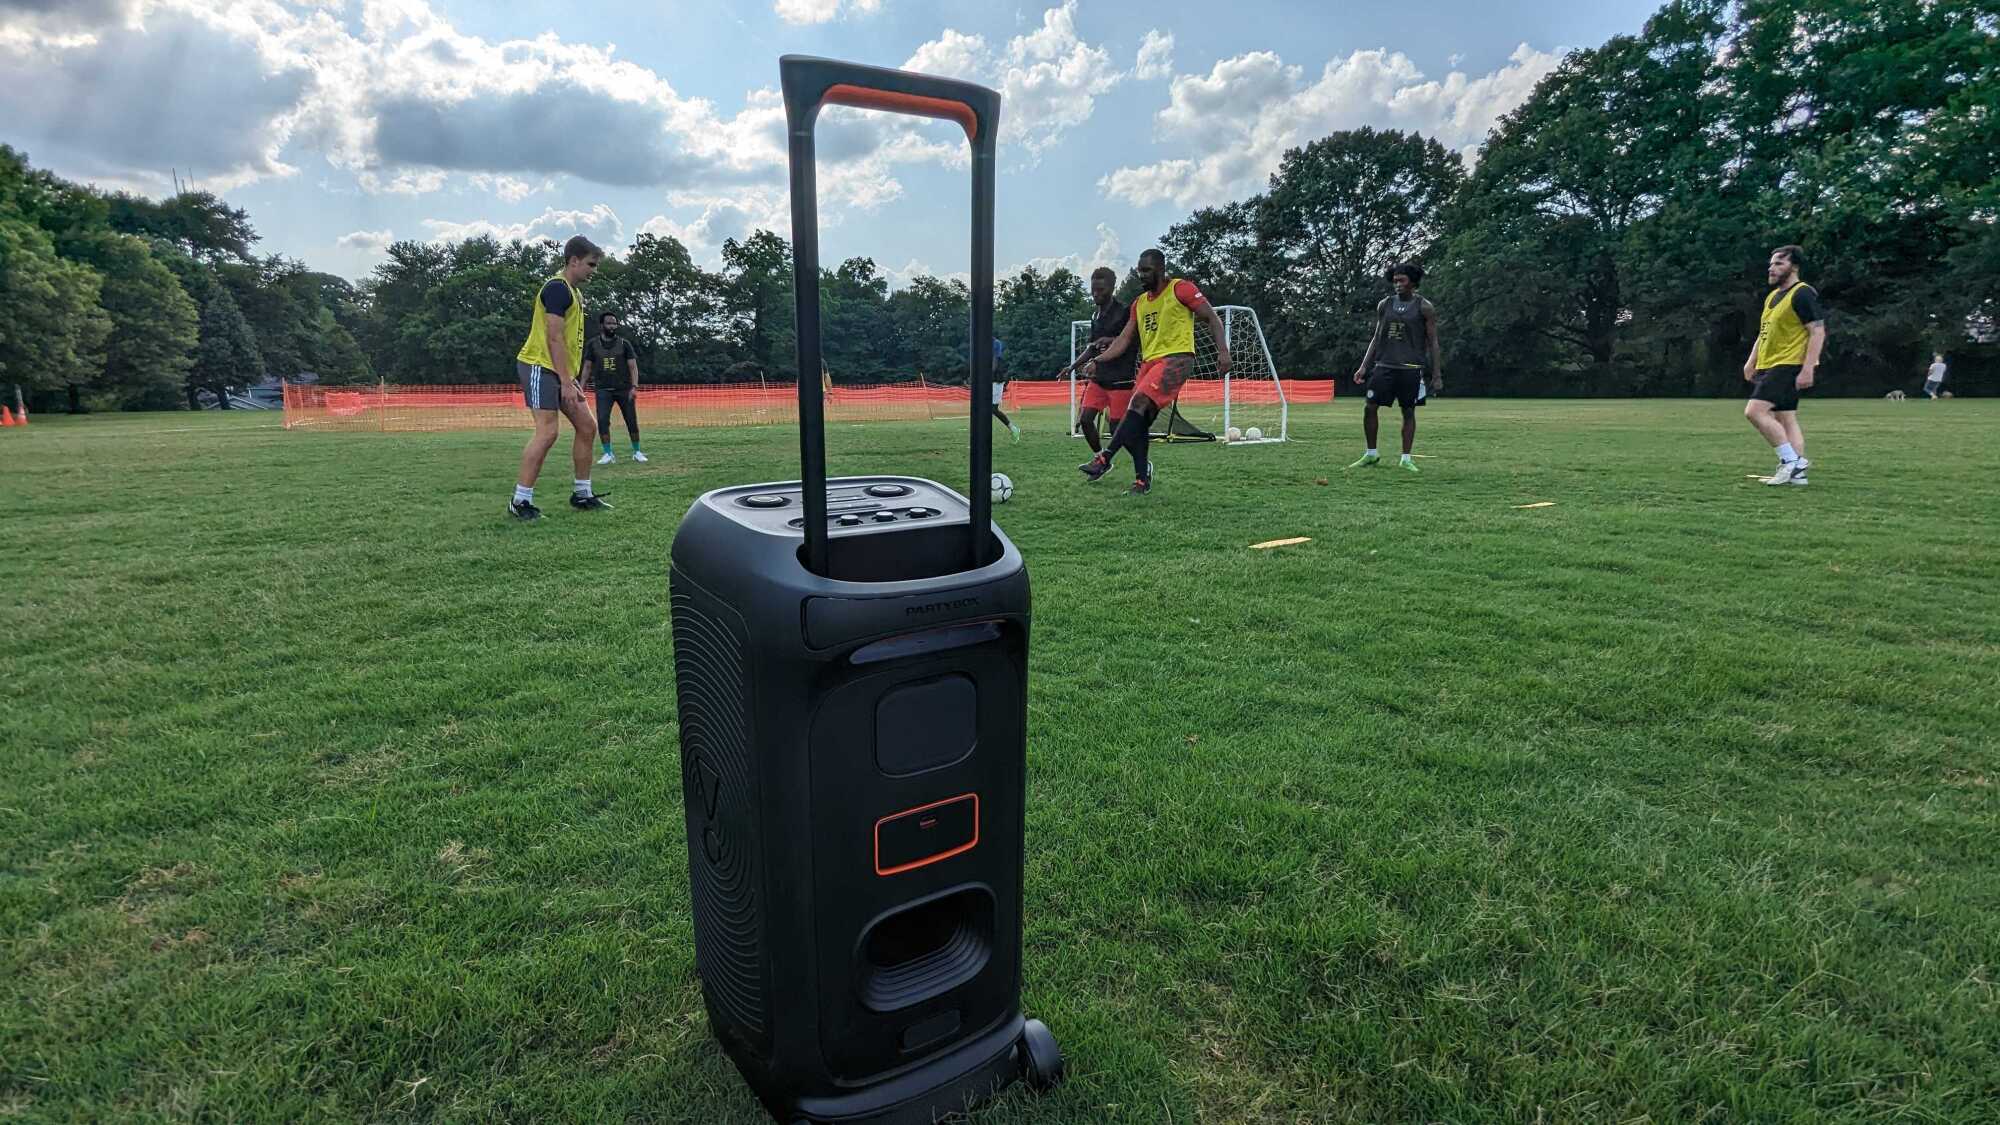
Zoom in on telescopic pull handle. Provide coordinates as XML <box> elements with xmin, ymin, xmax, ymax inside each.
<box><xmin>781</xmin><ymin>55</ymin><xmax>1002</xmax><ymax>576</ymax></box>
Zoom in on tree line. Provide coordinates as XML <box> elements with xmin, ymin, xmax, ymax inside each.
<box><xmin>1</xmin><ymin>0</ymin><xmax>1990</xmax><ymax>411</ymax></box>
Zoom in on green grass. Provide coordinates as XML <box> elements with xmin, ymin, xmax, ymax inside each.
<box><xmin>3</xmin><ymin>399</ymin><xmax>1997</xmax><ymax>1124</ymax></box>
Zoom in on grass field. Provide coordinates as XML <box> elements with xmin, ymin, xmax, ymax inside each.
<box><xmin>3</xmin><ymin>399</ymin><xmax>1997</xmax><ymax>1124</ymax></box>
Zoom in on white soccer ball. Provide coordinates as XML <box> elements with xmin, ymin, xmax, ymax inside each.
<box><xmin>1225</xmin><ymin>426</ymin><xmax>1243</xmax><ymax>442</ymax></box>
<box><xmin>1245</xmin><ymin>426</ymin><xmax>1264</xmax><ymax>441</ymax></box>
<box><xmin>990</xmin><ymin>472</ymin><xmax>1014</xmax><ymax>503</ymax></box>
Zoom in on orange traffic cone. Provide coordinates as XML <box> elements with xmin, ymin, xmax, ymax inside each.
<box><xmin>14</xmin><ymin>405</ymin><xmax>23</xmax><ymax>425</ymax></box>
<box><xmin>1</xmin><ymin>406</ymin><xmax>15</xmax><ymax>427</ymax></box>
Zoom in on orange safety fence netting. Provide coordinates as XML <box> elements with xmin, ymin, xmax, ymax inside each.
<box><xmin>284</xmin><ymin>379</ymin><xmax>1336</xmax><ymax>432</ymax></box>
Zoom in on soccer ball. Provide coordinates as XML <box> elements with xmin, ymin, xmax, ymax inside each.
<box><xmin>990</xmin><ymin>472</ymin><xmax>1014</xmax><ymax>503</ymax></box>
<box><xmin>1225</xmin><ymin>426</ymin><xmax>1243</xmax><ymax>442</ymax></box>
<box><xmin>1245</xmin><ymin>426</ymin><xmax>1264</xmax><ymax>441</ymax></box>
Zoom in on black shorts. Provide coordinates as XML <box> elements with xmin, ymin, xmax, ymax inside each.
<box><xmin>519</xmin><ymin>361</ymin><xmax>561</xmax><ymax>412</ymax></box>
<box><xmin>1365</xmin><ymin>366</ymin><xmax>1427</xmax><ymax>409</ymax></box>
<box><xmin>1751</xmin><ymin>365</ymin><xmax>1804</xmax><ymax>412</ymax></box>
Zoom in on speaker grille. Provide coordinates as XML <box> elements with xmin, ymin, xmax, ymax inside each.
<box><xmin>671</xmin><ymin>582</ymin><xmax>769</xmax><ymax>1054</ymax></box>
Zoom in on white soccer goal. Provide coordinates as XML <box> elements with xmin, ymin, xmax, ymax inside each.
<box><xmin>1067</xmin><ymin>305</ymin><xmax>1287</xmax><ymax>444</ymax></box>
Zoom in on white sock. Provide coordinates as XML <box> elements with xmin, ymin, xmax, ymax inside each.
<box><xmin>1776</xmin><ymin>442</ymin><xmax>1798</xmax><ymax>463</ymax></box>
<box><xmin>1400</xmin><ymin>452</ymin><xmax>1413</xmax><ymax>461</ymax></box>
<box><xmin>513</xmin><ymin>484</ymin><xmax>533</xmax><ymax>504</ymax></box>
<box><xmin>574</xmin><ymin>478</ymin><xmax>592</xmax><ymax>497</ymax></box>
<box><xmin>1366</xmin><ymin>448</ymin><xmax>1378</xmax><ymax>457</ymax></box>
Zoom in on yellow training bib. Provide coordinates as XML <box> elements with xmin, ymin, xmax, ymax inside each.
<box><xmin>1755</xmin><ymin>284</ymin><xmax>1812</xmax><ymax>370</ymax></box>
<box><xmin>1134</xmin><ymin>279</ymin><xmax>1200</xmax><ymax>362</ymax></box>
<box><xmin>516</xmin><ymin>276</ymin><xmax>585</xmax><ymax>375</ymax></box>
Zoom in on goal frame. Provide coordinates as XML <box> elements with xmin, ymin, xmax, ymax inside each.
<box><xmin>1067</xmin><ymin>305</ymin><xmax>1288</xmax><ymax>445</ymax></box>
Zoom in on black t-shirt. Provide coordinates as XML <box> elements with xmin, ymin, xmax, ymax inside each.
<box><xmin>539</xmin><ymin>279</ymin><xmax>574</xmax><ymax>317</ymax></box>
<box><xmin>1087</xmin><ymin>299</ymin><xmax>1136</xmax><ymax>388</ymax></box>
<box><xmin>1770</xmin><ymin>283</ymin><xmax>1825</xmax><ymax>324</ymax></box>
<box><xmin>583</xmin><ymin>335</ymin><xmax>638</xmax><ymax>390</ymax></box>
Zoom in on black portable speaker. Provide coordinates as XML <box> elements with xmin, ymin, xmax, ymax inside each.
<box><xmin>667</xmin><ymin>55</ymin><xmax>1063</xmax><ymax>1125</ymax></box>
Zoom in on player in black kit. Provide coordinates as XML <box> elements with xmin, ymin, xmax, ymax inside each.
<box><xmin>1348</xmin><ymin>262</ymin><xmax>1442</xmax><ymax>473</ymax></box>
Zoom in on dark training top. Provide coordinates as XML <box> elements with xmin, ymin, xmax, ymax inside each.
<box><xmin>538</xmin><ymin>279</ymin><xmax>574</xmax><ymax>317</ymax></box>
<box><xmin>1375</xmin><ymin>295</ymin><xmax>1431</xmax><ymax>370</ymax></box>
<box><xmin>1087</xmin><ymin>298</ymin><xmax>1136</xmax><ymax>388</ymax></box>
<box><xmin>583</xmin><ymin>334</ymin><xmax>639</xmax><ymax>391</ymax></box>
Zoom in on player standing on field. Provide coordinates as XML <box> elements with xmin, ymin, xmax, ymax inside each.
<box><xmin>1347</xmin><ymin>262</ymin><xmax>1442</xmax><ymax>473</ymax></box>
<box><xmin>1924</xmin><ymin>353</ymin><xmax>1948</xmax><ymax>400</ymax></box>
<box><xmin>510</xmin><ymin>235</ymin><xmax>612</xmax><ymax>520</ymax></box>
<box><xmin>1072</xmin><ymin>266</ymin><xmax>1135</xmax><ymax>453</ymax></box>
<box><xmin>1081</xmin><ymin>249</ymin><xmax>1229</xmax><ymax>494</ymax></box>
<box><xmin>1744</xmin><ymin>245</ymin><xmax>1827</xmax><ymax>487</ymax></box>
<box><xmin>585</xmin><ymin>312</ymin><xmax>647</xmax><ymax>465</ymax></box>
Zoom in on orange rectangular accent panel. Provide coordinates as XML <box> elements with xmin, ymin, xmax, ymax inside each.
<box><xmin>874</xmin><ymin>793</ymin><xmax>979</xmax><ymax>876</ymax></box>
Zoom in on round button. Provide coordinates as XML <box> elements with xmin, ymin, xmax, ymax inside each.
<box><xmin>865</xmin><ymin>484</ymin><xmax>913</xmax><ymax>498</ymax></box>
<box><xmin>873</xmin><ymin>512</ymin><xmax>898</xmax><ymax>522</ymax></box>
<box><xmin>836</xmin><ymin>514</ymin><xmax>864</xmax><ymax>526</ymax></box>
<box><xmin>739</xmin><ymin>493</ymin><xmax>789</xmax><ymax>509</ymax></box>
<box><xmin>906</xmin><ymin>507</ymin><xmax>935</xmax><ymax>519</ymax></box>
<box><xmin>786</xmin><ymin>517</ymin><xmax>804</xmax><ymax>529</ymax></box>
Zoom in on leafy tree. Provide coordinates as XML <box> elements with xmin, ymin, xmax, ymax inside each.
<box><xmin>63</xmin><ymin>231</ymin><xmax>198</xmax><ymax>410</ymax></box>
<box><xmin>721</xmin><ymin>230</ymin><xmax>796</xmax><ymax>379</ymax></box>
<box><xmin>0</xmin><ymin>218</ymin><xmax>111</xmax><ymax>411</ymax></box>
<box><xmin>107</xmin><ymin>191</ymin><xmax>257</xmax><ymax>263</ymax></box>
<box><xmin>995</xmin><ymin>266</ymin><xmax>1090</xmax><ymax>379</ymax></box>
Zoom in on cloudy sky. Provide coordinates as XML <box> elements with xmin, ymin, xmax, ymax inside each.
<box><xmin>0</xmin><ymin>0</ymin><xmax>1661</xmax><ymax>283</ymax></box>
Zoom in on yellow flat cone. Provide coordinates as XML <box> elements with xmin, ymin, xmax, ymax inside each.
<box><xmin>1512</xmin><ymin>501</ymin><xmax>1556</xmax><ymax>509</ymax></box>
<box><xmin>1250</xmin><ymin>537</ymin><xmax>1312</xmax><ymax>550</ymax></box>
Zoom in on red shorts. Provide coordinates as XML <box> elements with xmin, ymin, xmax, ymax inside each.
<box><xmin>1080</xmin><ymin>382</ymin><xmax>1133</xmax><ymax>421</ymax></box>
<box><xmin>1134</xmin><ymin>354</ymin><xmax>1194</xmax><ymax>404</ymax></box>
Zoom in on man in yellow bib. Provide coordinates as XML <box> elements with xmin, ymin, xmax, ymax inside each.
<box><xmin>1744</xmin><ymin>244</ymin><xmax>1827</xmax><ymax>487</ymax></box>
<box><xmin>511</xmin><ymin>235</ymin><xmax>610</xmax><ymax>519</ymax></box>
<box><xmin>1080</xmin><ymin>249</ymin><xmax>1229</xmax><ymax>494</ymax></box>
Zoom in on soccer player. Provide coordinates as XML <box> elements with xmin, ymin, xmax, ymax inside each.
<box><xmin>1072</xmin><ymin>266</ymin><xmax>1135</xmax><ymax>453</ymax></box>
<box><xmin>1925</xmin><ymin>353</ymin><xmax>1948</xmax><ymax>400</ymax></box>
<box><xmin>585</xmin><ymin>312</ymin><xmax>646</xmax><ymax>464</ymax></box>
<box><xmin>989</xmin><ymin>336</ymin><xmax>1020</xmax><ymax>443</ymax></box>
<box><xmin>510</xmin><ymin>235</ymin><xmax>611</xmax><ymax>519</ymax></box>
<box><xmin>1347</xmin><ymin>262</ymin><xmax>1441</xmax><ymax>473</ymax></box>
<box><xmin>1080</xmin><ymin>249</ymin><xmax>1229</xmax><ymax>494</ymax></box>
<box><xmin>1743</xmin><ymin>245</ymin><xmax>1826</xmax><ymax>486</ymax></box>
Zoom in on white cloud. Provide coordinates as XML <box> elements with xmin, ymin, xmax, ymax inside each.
<box><xmin>336</xmin><ymin>228</ymin><xmax>395</xmax><ymax>254</ymax></box>
<box><xmin>773</xmin><ymin>0</ymin><xmax>882</xmax><ymax>26</ymax></box>
<box><xmin>423</xmin><ymin>203</ymin><xmax>624</xmax><ymax>249</ymax></box>
<box><xmin>1100</xmin><ymin>43</ymin><xmax>1559</xmax><ymax>209</ymax></box>
<box><xmin>903</xmin><ymin>2</ymin><xmax>1123</xmax><ymax>158</ymax></box>
<box><xmin>1135</xmin><ymin>29</ymin><xmax>1173</xmax><ymax>80</ymax></box>
<box><xmin>468</xmin><ymin>174</ymin><xmax>547</xmax><ymax>203</ymax></box>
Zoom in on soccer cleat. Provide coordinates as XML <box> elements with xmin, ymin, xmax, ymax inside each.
<box><xmin>596</xmin><ymin>451</ymin><xmax>616</xmax><ymax>465</ymax></box>
<box><xmin>570</xmin><ymin>491</ymin><xmax>614</xmax><ymax>510</ymax></box>
<box><xmin>1399</xmin><ymin>457</ymin><xmax>1420</xmax><ymax>473</ymax></box>
<box><xmin>1125</xmin><ymin>478</ymin><xmax>1151</xmax><ymax>495</ymax></box>
<box><xmin>1010</xmin><ymin>421</ymin><xmax>1022</xmax><ymax>443</ymax></box>
<box><xmin>1079</xmin><ymin>454</ymin><xmax>1111</xmax><ymax>482</ymax></box>
<box><xmin>631</xmin><ymin>450</ymin><xmax>649</xmax><ymax>463</ymax></box>
<box><xmin>1346</xmin><ymin>452</ymin><xmax>1380</xmax><ymax>470</ymax></box>
<box><xmin>509</xmin><ymin>499</ymin><xmax>542</xmax><ymax>521</ymax></box>
<box><xmin>1765</xmin><ymin>459</ymin><xmax>1807</xmax><ymax>486</ymax></box>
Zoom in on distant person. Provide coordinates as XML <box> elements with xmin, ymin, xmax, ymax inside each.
<box><xmin>585</xmin><ymin>312</ymin><xmax>646</xmax><ymax>464</ymax></box>
<box><xmin>989</xmin><ymin>336</ymin><xmax>1019</xmax><ymax>442</ymax></box>
<box><xmin>1925</xmin><ymin>353</ymin><xmax>1948</xmax><ymax>400</ymax></box>
<box><xmin>1743</xmin><ymin>245</ymin><xmax>1826</xmax><ymax>487</ymax></box>
<box><xmin>510</xmin><ymin>235</ymin><xmax>611</xmax><ymax>520</ymax></box>
<box><xmin>1072</xmin><ymin>266</ymin><xmax>1135</xmax><ymax>454</ymax></box>
<box><xmin>1082</xmin><ymin>248</ymin><xmax>1229</xmax><ymax>494</ymax></box>
<box><xmin>1347</xmin><ymin>262</ymin><xmax>1441</xmax><ymax>473</ymax></box>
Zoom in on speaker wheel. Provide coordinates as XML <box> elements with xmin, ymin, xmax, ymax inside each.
<box><xmin>1018</xmin><ymin>1017</ymin><xmax>1065</xmax><ymax>1092</ymax></box>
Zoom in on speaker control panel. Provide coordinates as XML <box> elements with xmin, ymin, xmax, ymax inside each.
<box><xmin>704</xmin><ymin>476</ymin><xmax>971</xmax><ymax>536</ymax></box>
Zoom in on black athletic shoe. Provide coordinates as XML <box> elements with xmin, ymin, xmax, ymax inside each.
<box><xmin>509</xmin><ymin>499</ymin><xmax>542</xmax><ymax>521</ymax></box>
<box><xmin>570</xmin><ymin>491</ymin><xmax>613</xmax><ymax>511</ymax></box>
<box><xmin>1079</xmin><ymin>454</ymin><xmax>1111</xmax><ymax>482</ymax></box>
<box><xmin>1125</xmin><ymin>478</ymin><xmax>1151</xmax><ymax>495</ymax></box>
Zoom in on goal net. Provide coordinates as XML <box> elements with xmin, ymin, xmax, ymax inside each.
<box><xmin>1068</xmin><ymin>305</ymin><xmax>1287</xmax><ymax>445</ymax></box>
